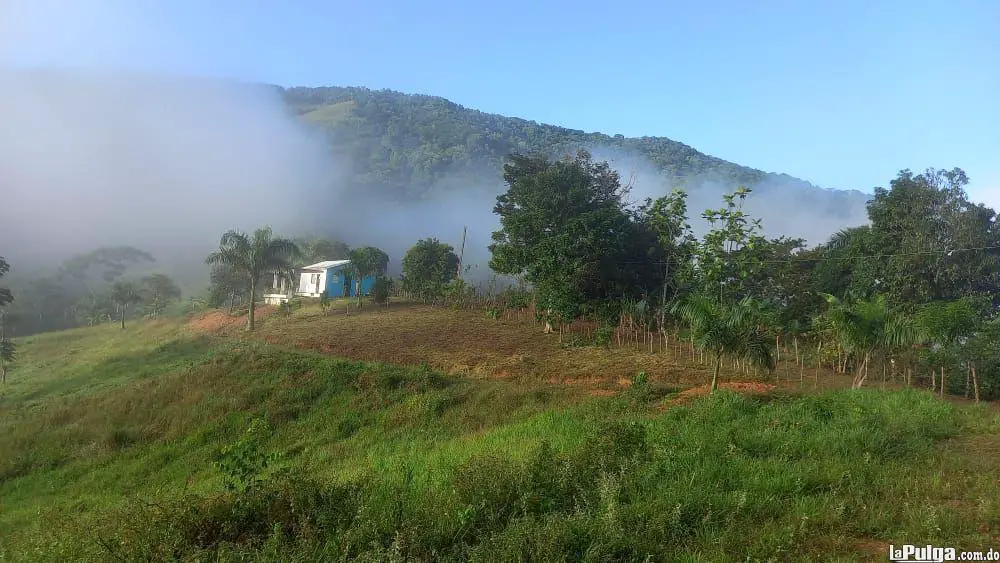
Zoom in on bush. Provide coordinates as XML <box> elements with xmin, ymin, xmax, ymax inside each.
<box><xmin>372</xmin><ymin>276</ymin><xmax>392</xmax><ymax>305</ymax></box>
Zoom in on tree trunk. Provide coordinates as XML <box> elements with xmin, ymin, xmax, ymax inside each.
<box><xmin>247</xmin><ymin>278</ymin><xmax>257</xmax><ymax>331</ymax></box>
<box><xmin>711</xmin><ymin>354</ymin><xmax>722</xmax><ymax>394</ymax></box>
<box><xmin>853</xmin><ymin>353</ymin><xmax>871</xmax><ymax>388</ymax></box>
<box><xmin>120</xmin><ymin>304</ymin><xmax>126</xmax><ymax>330</ymax></box>
<box><xmin>229</xmin><ymin>291</ymin><xmax>237</xmax><ymax>314</ymax></box>
<box><xmin>940</xmin><ymin>366</ymin><xmax>945</xmax><ymax>398</ymax></box>
<box><xmin>972</xmin><ymin>364</ymin><xmax>980</xmax><ymax>404</ymax></box>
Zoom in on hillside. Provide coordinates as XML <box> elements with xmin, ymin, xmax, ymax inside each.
<box><xmin>281</xmin><ymin>85</ymin><xmax>869</xmax><ymax>212</ymax></box>
<box><xmin>2</xmin><ymin>300</ymin><xmax>999</xmax><ymax>560</ymax></box>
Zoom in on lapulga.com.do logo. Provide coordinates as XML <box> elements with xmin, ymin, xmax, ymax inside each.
<box><xmin>888</xmin><ymin>544</ymin><xmax>1000</xmax><ymax>562</ymax></box>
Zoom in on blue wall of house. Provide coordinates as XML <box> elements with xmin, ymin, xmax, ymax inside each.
<box><xmin>323</xmin><ymin>265</ymin><xmax>376</xmax><ymax>298</ymax></box>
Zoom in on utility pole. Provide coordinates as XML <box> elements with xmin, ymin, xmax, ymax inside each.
<box><xmin>456</xmin><ymin>225</ymin><xmax>467</xmax><ymax>280</ymax></box>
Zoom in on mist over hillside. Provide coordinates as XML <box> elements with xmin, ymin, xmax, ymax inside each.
<box><xmin>285</xmin><ymin>85</ymin><xmax>872</xmax><ymax>278</ymax></box>
<box><xmin>0</xmin><ymin>72</ymin><xmax>873</xmax><ymax>288</ymax></box>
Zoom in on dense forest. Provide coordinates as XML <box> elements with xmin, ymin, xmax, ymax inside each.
<box><xmin>280</xmin><ymin>85</ymin><xmax>867</xmax><ymax>214</ymax></box>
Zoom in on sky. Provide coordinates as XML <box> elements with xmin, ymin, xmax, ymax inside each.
<box><xmin>0</xmin><ymin>0</ymin><xmax>997</xmax><ymax>208</ymax></box>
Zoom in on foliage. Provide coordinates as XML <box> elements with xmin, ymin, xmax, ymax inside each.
<box><xmin>675</xmin><ymin>295</ymin><xmax>776</xmax><ymax>392</ymax></box>
<box><xmin>215</xmin><ymin>418</ymin><xmax>283</xmax><ymax>494</ymax></box>
<box><xmin>139</xmin><ymin>273</ymin><xmax>182</xmax><ymax>317</ymax></box>
<box><xmin>280</xmin><ymin>85</ymin><xmax>855</xmax><ymax>209</ymax></box>
<box><xmin>372</xmin><ymin>276</ymin><xmax>392</xmax><ymax>305</ymax></box>
<box><xmin>489</xmin><ymin>151</ymin><xmax>663</xmax><ymax>323</ymax></box>
<box><xmin>0</xmin><ymin>257</ymin><xmax>12</xmax><ymax>308</ymax></box>
<box><xmin>636</xmin><ymin>189</ymin><xmax>698</xmax><ymax>305</ymax></box>
<box><xmin>0</xmin><ymin>258</ymin><xmax>13</xmax><ymax>385</ymax></box>
<box><xmin>818</xmin><ymin>293</ymin><xmax>918</xmax><ymax>388</ymax></box>
<box><xmin>110</xmin><ymin>280</ymin><xmax>142</xmax><ymax>330</ymax></box>
<box><xmin>348</xmin><ymin>246</ymin><xmax>389</xmax><ymax>306</ymax></box>
<box><xmin>295</xmin><ymin>236</ymin><xmax>351</xmax><ymax>264</ymax></box>
<box><xmin>826</xmin><ymin>169</ymin><xmax>1000</xmax><ymax>308</ymax></box>
<box><xmin>205</xmin><ymin>226</ymin><xmax>300</xmax><ymax>331</ymax></box>
<box><xmin>206</xmin><ymin>263</ymin><xmax>249</xmax><ymax>310</ymax></box>
<box><xmin>401</xmin><ymin>238</ymin><xmax>460</xmax><ymax>302</ymax></box>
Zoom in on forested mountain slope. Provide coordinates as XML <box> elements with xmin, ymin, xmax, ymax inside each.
<box><xmin>280</xmin><ymin>85</ymin><xmax>869</xmax><ymax>215</ymax></box>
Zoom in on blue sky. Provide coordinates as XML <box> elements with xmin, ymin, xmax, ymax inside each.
<box><xmin>2</xmin><ymin>0</ymin><xmax>997</xmax><ymax>206</ymax></box>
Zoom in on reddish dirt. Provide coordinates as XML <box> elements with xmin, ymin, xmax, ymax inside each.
<box><xmin>187</xmin><ymin>300</ymin><xmax>858</xmax><ymax>397</ymax></box>
<box><xmin>187</xmin><ymin>306</ymin><xmax>276</xmax><ymax>334</ymax></box>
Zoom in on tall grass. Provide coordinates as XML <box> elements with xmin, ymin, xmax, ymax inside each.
<box><xmin>3</xmin><ymin>334</ymin><xmax>996</xmax><ymax>561</ymax></box>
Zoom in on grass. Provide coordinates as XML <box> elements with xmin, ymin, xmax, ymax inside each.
<box><xmin>0</xmin><ymin>307</ymin><xmax>998</xmax><ymax>561</ymax></box>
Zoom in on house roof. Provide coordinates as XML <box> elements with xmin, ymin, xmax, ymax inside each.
<box><xmin>300</xmin><ymin>259</ymin><xmax>351</xmax><ymax>272</ymax></box>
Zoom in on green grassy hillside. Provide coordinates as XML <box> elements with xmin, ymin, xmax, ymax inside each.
<box><xmin>1</xmin><ymin>311</ymin><xmax>998</xmax><ymax>561</ymax></box>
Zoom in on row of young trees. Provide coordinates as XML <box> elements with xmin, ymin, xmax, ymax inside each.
<box><xmin>484</xmin><ymin>151</ymin><xmax>1000</xmax><ymax>397</ymax></box>
<box><xmin>1</xmin><ymin>256</ymin><xmax>14</xmax><ymax>385</ymax></box>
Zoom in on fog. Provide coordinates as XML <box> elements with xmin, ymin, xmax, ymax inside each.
<box><xmin>588</xmin><ymin>148</ymin><xmax>871</xmax><ymax>242</ymax></box>
<box><xmin>0</xmin><ymin>1</ymin><xmax>872</xmax><ymax>293</ymax></box>
<box><xmin>0</xmin><ymin>66</ymin><xmax>874</xmax><ymax>292</ymax></box>
<box><xmin>0</xmin><ymin>70</ymin><xmax>339</xmax><ymax>287</ymax></box>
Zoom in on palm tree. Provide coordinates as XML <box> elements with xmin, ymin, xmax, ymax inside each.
<box><xmin>110</xmin><ymin>280</ymin><xmax>142</xmax><ymax>329</ymax></box>
<box><xmin>819</xmin><ymin>293</ymin><xmax>917</xmax><ymax>389</ymax></box>
<box><xmin>675</xmin><ymin>295</ymin><xmax>776</xmax><ymax>393</ymax></box>
<box><xmin>348</xmin><ymin>246</ymin><xmax>389</xmax><ymax>308</ymax></box>
<box><xmin>206</xmin><ymin>227</ymin><xmax>299</xmax><ymax>331</ymax></box>
<box><xmin>915</xmin><ymin>299</ymin><xmax>979</xmax><ymax>396</ymax></box>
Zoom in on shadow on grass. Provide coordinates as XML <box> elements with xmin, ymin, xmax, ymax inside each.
<box><xmin>17</xmin><ymin>336</ymin><xmax>219</xmax><ymax>402</ymax></box>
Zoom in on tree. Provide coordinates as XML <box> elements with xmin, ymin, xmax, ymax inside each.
<box><xmin>297</xmin><ymin>237</ymin><xmax>351</xmax><ymax>264</ymax></box>
<box><xmin>696</xmin><ymin>187</ymin><xmax>769</xmax><ymax>302</ymax></box>
<box><xmin>637</xmin><ymin>189</ymin><xmax>698</xmax><ymax>307</ymax></box>
<box><xmin>0</xmin><ymin>257</ymin><xmax>12</xmax><ymax>309</ymax></box>
<box><xmin>0</xmin><ymin>257</ymin><xmax>14</xmax><ymax>386</ymax></box>
<box><xmin>207</xmin><ymin>264</ymin><xmax>249</xmax><ymax>312</ymax></box>
<box><xmin>348</xmin><ymin>246</ymin><xmax>389</xmax><ymax>307</ymax></box>
<box><xmin>848</xmin><ymin>168</ymin><xmax>1000</xmax><ymax>309</ymax></box>
<box><xmin>140</xmin><ymin>274</ymin><xmax>182</xmax><ymax>318</ymax></box>
<box><xmin>819</xmin><ymin>294</ymin><xmax>917</xmax><ymax>388</ymax></box>
<box><xmin>490</xmin><ymin>151</ymin><xmax>658</xmax><ymax>325</ymax></box>
<box><xmin>205</xmin><ymin>227</ymin><xmax>299</xmax><ymax>331</ymax></box>
<box><xmin>110</xmin><ymin>280</ymin><xmax>141</xmax><ymax>330</ymax></box>
<box><xmin>915</xmin><ymin>299</ymin><xmax>979</xmax><ymax>396</ymax></box>
<box><xmin>401</xmin><ymin>238</ymin><xmax>460</xmax><ymax>302</ymax></box>
<box><xmin>675</xmin><ymin>295</ymin><xmax>776</xmax><ymax>393</ymax></box>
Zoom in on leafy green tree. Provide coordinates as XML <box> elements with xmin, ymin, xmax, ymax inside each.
<box><xmin>0</xmin><ymin>257</ymin><xmax>11</xmax><ymax>309</ymax></box>
<box><xmin>140</xmin><ymin>274</ymin><xmax>182</xmax><ymax>318</ymax></box>
<box><xmin>675</xmin><ymin>295</ymin><xmax>776</xmax><ymax>393</ymax></box>
<box><xmin>0</xmin><ymin>257</ymin><xmax>13</xmax><ymax>386</ymax></box>
<box><xmin>490</xmin><ymin>151</ymin><xmax>659</xmax><ymax>325</ymax></box>
<box><xmin>57</xmin><ymin>246</ymin><xmax>155</xmax><ymax>286</ymax></box>
<box><xmin>819</xmin><ymin>294</ymin><xmax>917</xmax><ymax>388</ymax></box>
<box><xmin>852</xmin><ymin>169</ymin><xmax>999</xmax><ymax>308</ymax></box>
<box><xmin>915</xmin><ymin>299</ymin><xmax>979</xmax><ymax>396</ymax></box>
<box><xmin>296</xmin><ymin>237</ymin><xmax>351</xmax><ymax>264</ymax></box>
<box><xmin>348</xmin><ymin>246</ymin><xmax>389</xmax><ymax>307</ymax></box>
<box><xmin>401</xmin><ymin>238</ymin><xmax>460</xmax><ymax>302</ymax></box>
<box><xmin>637</xmin><ymin>188</ymin><xmax>698</xmax><ymax>310</ymax></box>
<box><xmin>697</xmin><ymin>187</ymin><xmax>770</xmax><ymax>302</ymax></box>
<box><xmin>110</xmin><ymin>281</ymin><xmax>141</xmax><ymax>330</ymax></box>
<box><xmin>207</xmin><ymin>264</ymin><xmax>249</xmax><ymax>312</ymax></box>
<box><xmin>206</xmin><ymin>227</ymin><xmax>300</xmax><ymax>331</ymax></box>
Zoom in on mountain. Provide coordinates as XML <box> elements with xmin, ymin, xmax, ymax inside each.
<box><xmin>279</xmin><ymin>85</ymin><xmax>871</xmax><ymax>225</ymax></box>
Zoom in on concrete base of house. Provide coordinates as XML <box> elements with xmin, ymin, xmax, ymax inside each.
<box><xmin>263</xmin><ymin>293</ymin><xmax>291</xmax><ymax>305</ymax></box>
